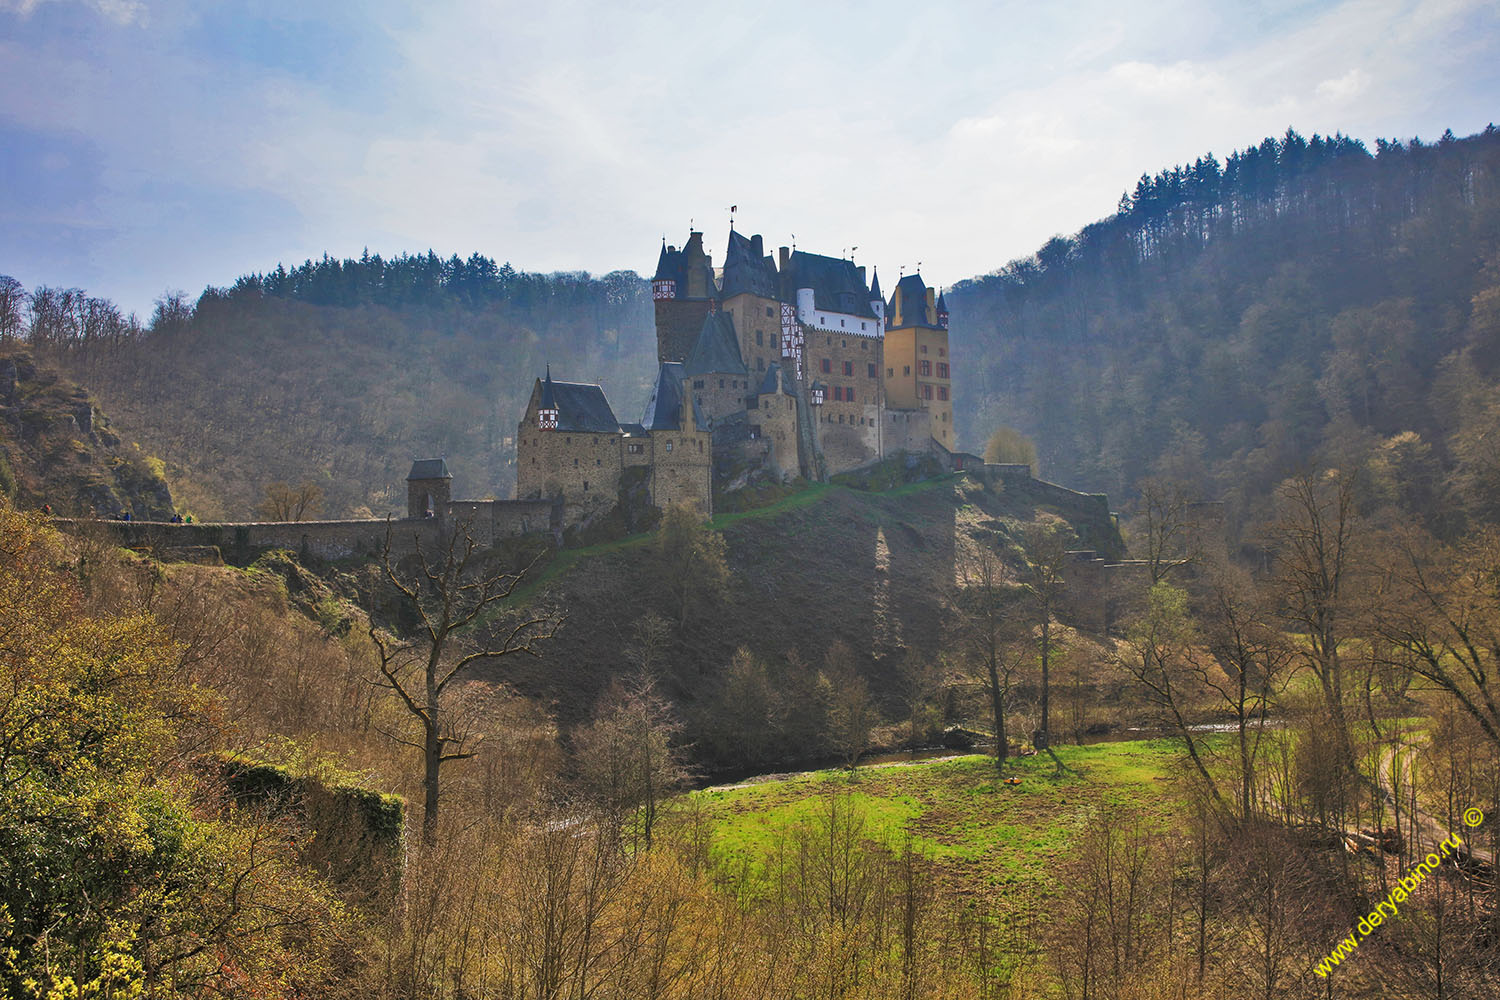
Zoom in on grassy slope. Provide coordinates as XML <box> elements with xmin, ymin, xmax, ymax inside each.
<box><xmin>692</xmin><ymin>739</ymin><xmax>1185</xmax><ymax>904</ymax></box>
<box><xmin>494</xmin><ymin>474</ymin><xmax>1096</xmax><ymax>727</ymax></box>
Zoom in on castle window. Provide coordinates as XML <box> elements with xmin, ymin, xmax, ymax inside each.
<box><xmin>938</xmin><ymin>386</ymin><xmax>949</xmax><ymax>401</ymax></box>
<box><xmin>757</xmin><ymin>358</ymin><xmax>765</xmax><ymax>370</ymax></box>
<box><xmin>861</xmin><ymin>340</ymin><xmax>867</xmax><ymax>350</ymax></box>
<box><xmin>923</xmin><ymin>385</ymin><xmax>933</xmax><ymax>400</ymax></box>
<box><xmin>887</xmin><ymin>368</ymin><xmax>893</xmax><ymax>378</ymax></box>
<box><xmin>756</xmin><ymin>330</ymin><xmax>763</xmax><ymax>345</ymax></box>
<box><xmin>939</xmin><ymin>347</ymin><xmax>945</xmax><ymax>356</ymax></box>
<box><xmin>596</xmin><ymin>458</ymin><xmax>602</xmax><ymax>465</ymax></box>
<box><xmin>628</xmin><ymin>442</ymin><xmax>643</xmax><ymax>454</ymax></box>
<box><xmin>832</xmin><ymin>386</ymin><xmax>842</xmax><ymax>401</ymax></box>
<box><xmin>838</xmin><ymin>414</ymin><xmax>844</xmax><ymax>423</ymax></box>
<box><xmin>919</xmin><ymin>360</ymin><xmax>931</xmax><ymax>376</ymax></box>
<box><xmin>694</xmin><ymin>379</ymin><xmax>705</xmax><ymax>389</ymax></box>
<box><xmin>861</xmin><ymin>322</ymin><xmax>867</xmax><ymax>331</ymax></box>
<box><xmin>666</xmin><ymin>441</ymin><xmax>673</xmax><ymax>452</ymax></box>
<box><xmin>843</xmin><ymin>361</ymin><xmax>853</xmax><ymax>376</ymax></box>
<box><xmin>719</xmin><ymin>379</ymin><xmax>725</xmax><ymax>388</ymax></box>
<box><xmin>840</xmin><ymin>319</ymin><xmax>845</xmax><ymax>328</ymax></box>
<box><xmin>583</xmin><ymin>481</ymin><xmax>588</xmax><ymax>491</ymax></box>
<box><xmin>766</xmin><ymin>306</ymin><xmax>774</xmax><ymax>317</ymax></box>
<box><xmin>821</xmin><ymin>358</ymin><xmax>831</xmax><ymax>374</ymax></box>
<box><xmin>937</xmin><ymin>363</ymin><xmax>949</xmax><ymax>378</ymax></box>
<box><xmin>868</xmin><ymin>363</ymin><xmax>877</xmax><ymax>378</ymax></box>
<box><xmin>574</xmin><ymin>458</ymin><xmax>579</xmax><ymax>466</ymax></box>
<box><xmin>848</xmin><ymin>388</ymin><xmax>855</xmax><ymax>403</ymax></box>
<box><xmin>921</xmin><ymin>344</ymin><xmax>928</xmax><ymax>354</ymax></box>
<box><xmin>841</xmin><ymin>339</ymin><xmax>846</xmax><ymax>347</ymax></box>
<box><xmin>903</xmin><ymin>366</ymin><xmax>911</xmax><ymax>376</ymax></box>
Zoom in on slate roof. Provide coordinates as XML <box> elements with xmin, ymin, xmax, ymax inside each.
<box><xmin>537</xmin><ymin>377</ymin><xmax>622</xmax><ymax>433</ymax></box>
<box><xmin>754</xmin><ymin>362</ymin><xmax>797</xmax><ymax>397</ymax></box>
<box><xmin>782</xmin><ymin>250</ymin><xmax>878</xmax><ymax>319</ymax></box>
<box><xmin>720</xmin><ymin>229</ymin><xmax>779</xmax><ymax>299</ymax></box>
<box><xmin>539</xmin><ymin>365</ymin><xmax>556</xmax><ymax>409</ymax></box>
<box><xmin>888</xmin><ymin>273</ymin><xmax>943</xmax><ymax>329</ymax></box>
<box><xmin>407</xmin><ymin>458</ymin><xmax>452</xmax><ymax>481</ymax></box>
<box><xmin>652</xmin><ymin>233</ymin><xmax>716</xmax><ymax>298</ymax></box>
<box><xmin>641</xmin><ymin>362</ymin><xmax>710</xmax><ymax>432</ymax></box>
<box><xmin>869</xmin><ymin>267</ymin><xmax>882</xmax><ymax>300</ymax></box>
<box><xmin>683</xmin><ymin>311</ymin><xmax>747</xmax><ymax>376</ymax></box>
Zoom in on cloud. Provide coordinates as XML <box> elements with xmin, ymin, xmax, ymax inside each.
<box><xmin>3</xmin><ymin>0</ymin><xmax>1499</xmax><ymax>314</ymax></box>
<box><xmin>0</xmin><ymin>0</ymin><xmax>146</xmax><ymax>25</ymax></box>
<box><xmin>1315</xmin><ymin>68</ymin><xmax>1371</xmax><ymax>103</ymax></box>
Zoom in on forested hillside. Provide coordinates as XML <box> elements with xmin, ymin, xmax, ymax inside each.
<box><xmin>951</xmin><ymin>125</ymin><xmax>1500</xmax><ymax>537</ymax></box>
<box><xmin>5</xmin><ymin>126</ymin><xmax>1498</xmax><ymax>529</ymax></box>
<box><xmin>4</xmin><ymin>257</ymin><xmax>655</xmax><ymax>518</ymax></box>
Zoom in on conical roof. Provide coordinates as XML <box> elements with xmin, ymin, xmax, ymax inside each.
<box><xmin>540</xmin><ymin>365</ymin><xmax>556</xmax><ymax>408</ymax></box>
<box><xmin>683</xmin><ymin>311</ymin><xmax>747</xmax><ymax>376</ymax></box>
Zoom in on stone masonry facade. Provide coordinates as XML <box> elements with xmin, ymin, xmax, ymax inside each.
<box><xmin>514</xmin><ymin>225</ymin><xmax>959</xmax><ymax>524</ymax></box>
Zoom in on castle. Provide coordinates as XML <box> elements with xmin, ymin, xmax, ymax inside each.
<box><xmin>515</xmin><ymin>227</ymin><xmax>956</xmax><ymax>522</ymax></box>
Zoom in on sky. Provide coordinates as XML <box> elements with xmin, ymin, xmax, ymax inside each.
<box><xmin>1</xmin><ymin>0</ymin><xmax>1497</xmax><ymax>318</ymax></box>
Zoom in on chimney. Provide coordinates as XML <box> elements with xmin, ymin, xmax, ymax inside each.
<box><xmin>779</xmin><ymin>246</ymin><xmax>790</xmax><ymax>270</ymax></box>
<box><xmin>751</xmin><ymin>234</ymin><xmax>763</xmax><ymax>258</ymax></box>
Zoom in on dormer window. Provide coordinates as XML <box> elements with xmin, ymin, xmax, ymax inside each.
<box><xmin>538</xmin><ymin>406</ymin><xmax>559</xmax><ymax>430</ymax></box>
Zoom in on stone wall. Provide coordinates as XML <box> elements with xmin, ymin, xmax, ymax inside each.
<box><xmin>687</xmin><ymin>372</ymin><xmax>753</xmax><ymax>426</ymax></box>
<box><xmin>721</xmin><ymin>292</ymin><xmax>782</xmax><ymax>377</ymax></box>
<box><xmin>883</xmin><ymin>407</ymin><xmax>934</xmax><ymax>455</ymax></box>
<box><xmin>748</xmin><ymin>390</ymin><xmax>799</xmax><ymax>478</ymax></box>
<box><xmin>516</xmin><ymin>422</ymin><xmax>622</xmax><ymax>519</ymax></box>
<box><xmin>54</xmin><ymin>516</ymin><xmax>447</xmax><ymax>564</ymax></box>
<box><xmin>655</xmin><ymin>298</ymin><xmax>712</xmax><ymax>364</ymax></box>
<box><xmin>649</xmin><ymin>426</ymin><xmax>712</xmax><ymax>515</ymax></box>
<box><xmin>447</xmin><ymin>498</ymin><xmax>558</xmax><ymax>546</ymax></box>
<box><xmin>963</xmin><ymin>463</ymin><xmax>1124</xmax><ymax>562</ymax></box>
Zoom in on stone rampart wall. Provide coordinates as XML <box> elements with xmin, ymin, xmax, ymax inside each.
<box><xmin>53</xmin><ymin>517</ymin><xmax>442</xmax><ymax>563</ymax></box>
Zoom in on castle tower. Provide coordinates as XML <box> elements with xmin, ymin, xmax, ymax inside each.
<box><xmin>653</xmin><ymin>231</ymin><xmax>716</xmax><ymax>364</ymax></box>
<box><xmin>883</xmin><ymin>273</ymin><xmax>954</xmax><ymax>451</ymax></box>
<box><xmin>718</xmin><ymin>229</ymin><xmax>782</xmax><ymax>377</ymax></box>
<box><xmin>682</xmin><ymin>310</ymin><xmax>751</xmax><ymax>425</ymax></box>
<box><xmin>406</xmin><ymin>458</ymin><xmax>452</xmax><ymax>519</ymax></box>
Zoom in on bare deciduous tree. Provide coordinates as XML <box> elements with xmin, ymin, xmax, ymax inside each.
<box><xmin>1019</xmin><ymin>519</ymin><xmax>1072</xmax><ymax>753</ymax></box>
<box><xmin>256</xmin><ymin>480</ymin><xmax>325</xmax><ymax>522</ymax></box>
<box><xmin>954</xmin><ymin>545</ymin><xmax>1026</xmax><ymax>770</ymax></box>
<box><xmin>1269</xmin><ymin>469</ymin><xmax>1363</xmax><ymax>773</ymax></box>
<box><xmin>368</xmin><ymin>520</ymin><xmax>559</xmax><ymax>843</ymax></box>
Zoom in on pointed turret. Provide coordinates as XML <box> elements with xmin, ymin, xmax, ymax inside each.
<box><xmin>652</xmin><ymin>242</ymin><xmax>678</xmax><ymax>301</ymax></box>
<box><xmin>538</xmin><ymin>365</ymin><xmax>559</xmax><ymax>430</ymax></box>
<box><xmin>869</xmin><ymin>267</ymin><xmax>882</xmax><ymax>300</ymax></box>
<box><xmin>936</xmin><ymin>290</ymin><xmax>949</xmax><ymax>329</ymax></box>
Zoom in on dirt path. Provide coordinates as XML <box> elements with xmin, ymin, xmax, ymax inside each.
<box><xmin>1375</xmin><ymin>741</ymin><xmax>1491</xmax><ymax>867</ymax></box>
